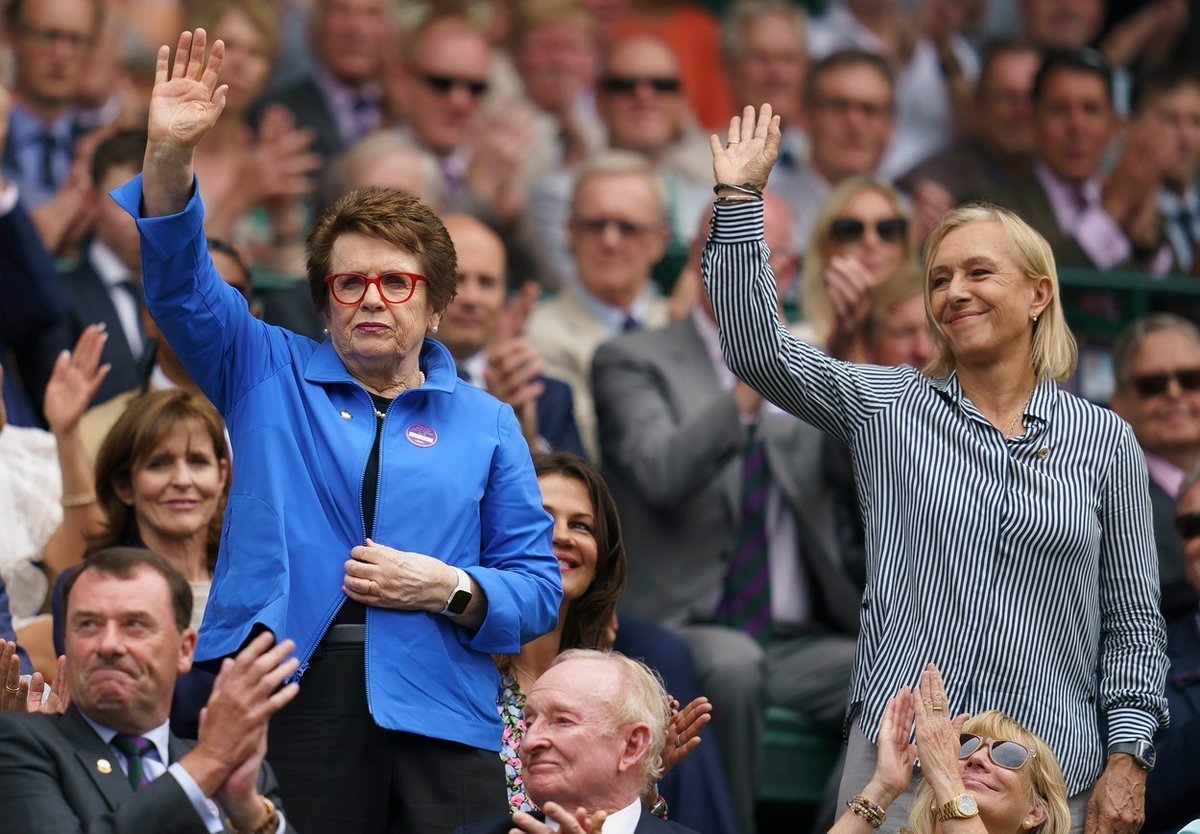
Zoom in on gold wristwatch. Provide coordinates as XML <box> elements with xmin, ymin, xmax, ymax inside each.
<box><xmin>935</xmin><ymin>794</ymin><xmax>979</xmax><ymax>822</ymax></box>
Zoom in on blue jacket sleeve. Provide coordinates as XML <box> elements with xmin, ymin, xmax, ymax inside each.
<box><xmin>462</xmin><ymin>404</ymin><xmax>561</xmax><ymax>654</ymax></box>
<box><xmin>110</xmin><ymin>175</ymin><xmax>297</xmax><ymax>415</ymax></box>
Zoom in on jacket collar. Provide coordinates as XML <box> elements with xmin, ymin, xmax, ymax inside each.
<box><xmin>302</xmin><ymin>336</ymin><xmax>458</xmax><ymax>394</ymax></box>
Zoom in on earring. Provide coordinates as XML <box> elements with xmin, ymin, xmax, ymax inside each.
<box><xmin>322</xmin><ymin>327</ymin><xmax>329</xmax><ymax>335</ymax></box>
<box><xmin>432</xmin><ymin>324</ymin><xmax>439</xmax><ymax>333</ymax></box>
<box><xmin>1032</xmin><ymin>315</ymin><xmax>1038</xmax><ymax>323</ymax></box>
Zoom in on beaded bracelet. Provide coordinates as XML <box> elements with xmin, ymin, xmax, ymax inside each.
<box><xmin>848</xmin><ymin>794</ymin><xmax>886</xmax><ymax>829</ymax></box>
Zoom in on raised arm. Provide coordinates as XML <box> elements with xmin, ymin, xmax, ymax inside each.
<box><xmin>142</xmin><ymin>29</ymin><xmax>228</xmax><ymax>218</ymax></box>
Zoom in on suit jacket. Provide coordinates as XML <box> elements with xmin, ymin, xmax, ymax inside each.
<box><xmin>1150</xmin><ymin>479</ymin><xmax>1199</xmax><ymax>623</ymax></box>
<box><xmin>526</xmin><ymin>290</ymin><xmax>669</xmax><ymax>461</ymax></box>
<box><xmin>0</xmin><ymin>705</ymin><xmax>291</xmax><ymax>834</ymax></box>
<box><xmin>58</xmin><ymin>250</ymin><xmax>148</xmax><ymax>405</ymax></box>
<box><xmin>457</xmin><ymin>806</ymin><xmax>702</xmax><ymax>833</ymax></box>
<box><xmin>592</xmin><ymin>315</ymin><xmax>861</xmax><ymax>629</ymax></box>
<box><xmin>1145</xmin><ymin>612</ymin><xmax>1200</xmax><ymax>833</ymax></box>
<box><xmin>995</xmin><ymin>172</ymin><xmax>1133</xmax><ymax>271</ymax></box>
<box><xmin>255</xmin><ymin>76</ymin><xmax>343</xmax><ymax>163</ymax></box>
<box><xmin>0</xmin><ymin>195</ymin><xmax>70</xmax><ymax>425</ymax></box>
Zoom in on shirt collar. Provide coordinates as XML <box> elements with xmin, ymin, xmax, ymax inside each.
<box><xmin>89</xmin><ymin>238</ymin><xmax>134</xmax><ymax>288</ymax></box>
<box><xmin>9</xmin><ymin>102</ymin><xmax>77</xmax><ymax>143</ymax></box>
<box><xmin>1145</xmin><ymin>452</ymin><xmax>1185</xmax><ymax>498</ymax></box>
<box><xmin>543</xmin><ymin>797</ymin><xmax>642</xmax><ymax>833</ymax></box>
<box><xmin>460</xmin><ymin>350</ymin><xmax>488</xmax><ymax>386</ymax></box>
<box><xmin>80</xmin><ymin>711</ymin><xmax>172</xmax><ymax>765</ymax></box>
<box><xmin>1033</xmin><ymin>159</ymin><xmax>1102</xmax><ymax>226</ymax></box>
<box><xmin>575</xmin><ymin>286</ymin><xmax>653</xmax><ymax>336</ymax></box>
<box><xmin>928</xmin><ymin>372</ymin><xmax>1058</xmax><ymax>426</ymax></box>
<box><xmin>691</xmin><ymin>307</ymin><xmax>734</xmax><ymax>391</ymax></box>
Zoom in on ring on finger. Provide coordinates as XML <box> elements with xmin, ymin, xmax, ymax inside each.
<box><xmin>4</xmin><ymin>683</ymin><xmax>19</xmax><ymax>694</ymax></box>
<box><xmin>674</xmin><ymin>736</ymin><xmax>683</xmax><ymax>749</ymax></box>
<box><xmin>728</xmin><ymin>139</ymin><xmax>740</xmax><ymax>144</ymax></box>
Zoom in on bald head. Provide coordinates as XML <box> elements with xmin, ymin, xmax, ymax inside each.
<box><xmin>599</xmin><ymin>35</ymin><xmax>687</xmax><ymax>157</ymax></box>
<box><xmin>440</xmin><ymin>214</ymin><xmax>508</xmax><ymax>359</ymax></box>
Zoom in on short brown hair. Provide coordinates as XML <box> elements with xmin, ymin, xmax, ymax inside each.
<box><xmin>92</xmin><ymin>389</ymin><xmax>229</xmax><ymax>570</ymax></box>
<box><xmin>63</xmin><ymin>547</ymin><xmax>194</xmax><ymax>633</ymax></box>
<box><xmin>306</xmin><ymin>187</ymin><xmax>458</xmax><ymax>316</ymax></box>
<box><xmin>185</xmin><ymin>0</ymin><xmax>280</xmax><ymax>60</ymax></box>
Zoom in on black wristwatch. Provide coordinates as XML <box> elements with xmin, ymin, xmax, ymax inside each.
<box><xmin>1108</xmin><ymin>740</ymin><xmax>1156</xmax><ymax>771</ymax></box>
<box><xmin>441</xmin><ymin>567</ymin><xmax>473</xmax><ymax>616</ymax></box>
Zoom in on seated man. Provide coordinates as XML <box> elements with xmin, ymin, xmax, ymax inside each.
<box><xmin>440</xmin><ymin>214</ymin><xmax>585</xmax><ymax>457</ymax></box>
<box><xmin>0</xmin><ymin>547</ymin><xmax>298</xmax><ymax>833</ymax></box>
<box><xmin>593</xmin><ymin>195</ymin><xmax>859</xmax><ymax>834</ymax></box>
<box><xmin>460</xmin><ymin>649</ymin><xmax>701</xmax><ymax>833</ymax></box>
<box><xmin>1145</xmin><ymin>463</ymin><xmax>1200</xmax><ymax>833</ymax></box>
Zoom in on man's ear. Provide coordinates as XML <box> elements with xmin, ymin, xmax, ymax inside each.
<box><xmin>177</xmin><ymin>627</ymin><xmax>197</xmax><ymax>676</ymax></box>
<box><xmin>617</xmin><ymin>722</ymin><xmax>653</xmax><ymax>774</ymax></box>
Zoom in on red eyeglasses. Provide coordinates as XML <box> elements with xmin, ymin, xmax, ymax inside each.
<box><xmin>324</xmin><ymin>273</ymin><xmax>426</xmax><ymax>305</ymax></box>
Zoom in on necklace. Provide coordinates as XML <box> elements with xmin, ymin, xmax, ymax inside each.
<box><xmin>373</xmin><ymin>371</ymin><xmax>426</xmax><ymax>419</ymax></box>
<box><xmin>1001</xmin><ymin>389</ymin><xmax>1034</xmax><ymax>437</ymax></box>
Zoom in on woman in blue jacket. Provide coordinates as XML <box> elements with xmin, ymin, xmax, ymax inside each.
<box><xmin>114</xmin><ymin>29</ymin><xmax>562</xmax><ymax>833</ymax></box>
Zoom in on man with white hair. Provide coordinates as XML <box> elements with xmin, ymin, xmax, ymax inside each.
<box><xmin>459</xmin><ymin>649</ymin><xmax>701</xmax><ymax>833</ymax></box>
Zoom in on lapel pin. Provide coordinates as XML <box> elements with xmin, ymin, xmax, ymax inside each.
<box><xmin>340</xmin><ymin>410</ymin><xmax>352</xmax><ymax>420</ymax></box>
<box><xmin>96</xmin><ymin>758</ymin><xmax>112</xmax><ymax>774</ymax></box>
<box><xmin>1036</xmin><ymin>447</ymin><xmax>1049</xmax><ymax>460</ymax></box>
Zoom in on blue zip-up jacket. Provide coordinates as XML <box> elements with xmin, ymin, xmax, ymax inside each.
<box><xmin>113</xmin><ymin>176</ymin><xmax>561</xmax><ymax>751</ymax></box>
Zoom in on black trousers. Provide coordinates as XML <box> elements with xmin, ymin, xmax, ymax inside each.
<box><xmin>266</xmin><ymin>638</ymin><xmax>507</xmax><ymax>833</ymax></box>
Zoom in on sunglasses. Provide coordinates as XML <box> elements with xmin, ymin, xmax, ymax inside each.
<box><xmin>959</xmin><ymin>734</ymin><xmax>1036</xmax><ymax>770</ymax></box>
<box><xmin>1175</xmin><ymin>512</ymin><xmax>1200</xmax><ymax>541</ymax></box>
<box><xmin>600</xmin><ymin>75</ymin><xmax>682</xmax><ymax>95</ymax></box>
<box><xmin>421</xmin><ymin>73</ymin><xmax>489</xmax><ymax>98</ymax></box>
<box><xmin>1130</xmin><ymin>368</ymin><xmax>1200</xmax><ymax>398</ymax></box>
<box><xmin>829</xmin><ymin>217</ymin><xmax>908</xmax><ymax>245</ymax></box>
<box><xmin>570</xmin><ymin>217</ymin><xmax>662</xmax><ymax>238</ymax></box>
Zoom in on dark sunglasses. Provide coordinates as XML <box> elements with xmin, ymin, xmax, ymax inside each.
<box><xmin>1175</xmin><ymin>512</ymin><xmax>1200</xmax><ymax>541</ymax></box>
<box><xmin>829</xmin><ymin>217</ymin><xmax>908</xmax><ymax>245</ymax></box>
<box><xmin>959</xmin><ymin>734</ymin><xmax>1036</xmax><ymax>770</ymax></box>
<box><xmin>600</xmin><ymin>75</ymin><xmax>682</xmax><ymax>95</ymax></box>
<box><xmin>421</xmin><ymin>73</ymin><xmax>489</xmax><ymax>98</ymax></box>
<box><xmin>1130</xmin><ymin>368</ymin><xmax>1200</xmax><ymax>398</ymax></box>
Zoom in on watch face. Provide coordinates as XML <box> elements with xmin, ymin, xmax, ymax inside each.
<box><xmin>1139</xmin><ymin>742</ymin><xmax>1156</xmax><ymax>769</ymax></box>
<box><xmin>447</xmin><ymin>589</ymin><xmax>471</xmax><ymax>615</ymax></box>
<box><xmin>957</xmin><ymin>795</ymin><xmax>978</xmax><ymax>816</ymax></box>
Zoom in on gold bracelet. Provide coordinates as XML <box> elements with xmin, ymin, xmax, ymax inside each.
<box><xmin>848</xmin><ymin>794</ymin><xmax>886</xmax><ymax>829</ymax></box>
<box><xmin>60</xmin><ymin>493</ymin><xmax>97</xmax><ymax>508</ymax></box>
<box><xmin>226</xmin><ymin>796</ymin><xmax>278</xmax><ymax>834</ymax></box>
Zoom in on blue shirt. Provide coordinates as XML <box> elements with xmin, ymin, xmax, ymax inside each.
<box><xmin>113</xmin><ymin>174</ymin><xmax>562</xmax><ymax>751</ymax></box>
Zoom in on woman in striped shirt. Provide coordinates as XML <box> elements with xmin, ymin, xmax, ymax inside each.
<box><xmin>702</xmin><ymin>104</ymin><xmax>1168</xmax><ymax>834</ymax></box>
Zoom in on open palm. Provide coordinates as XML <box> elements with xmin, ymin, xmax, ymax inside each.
<box><xmin>147</xmin><ymin>29</ymin><xmax>227</xmax><ymax>150</ymax></box>
<box><xmin>709</xmin><ymin>104</ymin><xmax>782</xmax><ymax>192</ymax></box>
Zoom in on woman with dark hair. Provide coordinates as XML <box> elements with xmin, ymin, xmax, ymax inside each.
<box><xmin>499</xmin><ymin>452</ymin><xmax>710</xmax><ymax>818</ymax></box>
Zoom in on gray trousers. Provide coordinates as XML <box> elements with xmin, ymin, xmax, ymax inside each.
<box><xmin>675</xmin><ymin>624</ymin><xmax>856</xmax><ymax>834</ymax></box>
<box><xmin>837</xmin><ymin>721</ymin><xmax>1092</xmax><ymax>834</ymax></box>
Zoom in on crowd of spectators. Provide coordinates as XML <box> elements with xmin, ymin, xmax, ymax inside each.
<box><xmin>2</xmin><ymin>0</ymin><xmax>1200</xmax><ymax>832</ymax></box>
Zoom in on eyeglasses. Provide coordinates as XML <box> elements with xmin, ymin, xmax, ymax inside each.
<box><xmin>325</xmin><ymin>272</ymin><xmax>426</xmax><ymax>305</ymax></box>
<box><xmin>1175</xmin><ymin>512</ymin><xmax>1200</xmax><ymax>541</ymax></box>
<box><xmin>420</xmin><ymin>73</ymin><xmax>489</xmax><ymax>98</ymax></box>
<box><xmin>959</xmin><ymin>734</ymin><xmax>1037</xmax><ymax>770</ymax></box>
<box><xmin>1130</xmin><ymin>368</ymin><xmax>1200</xmax><ymax>398</ymax></box>
<box><xmin>600</xmin><ymin>75</ymin><xmax>682</xmax><ymax>95</ymax></box>
<box><xmin>570</xmin><ymin>217</ymin><xmax>663</xmax><ymax>238</ymax></box>
<box><xmin>829</xmin><ymin>217</ymin><xmax>908</xmax><ymax>245</ymax></box>
<box><xmin>17</xmin><ymin>25</ymin><xmax>93</xmax><ymax>49</ymax></box>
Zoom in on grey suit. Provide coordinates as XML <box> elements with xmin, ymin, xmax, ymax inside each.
<box><xmin>0</xmin><ymin>706</ymin><xmax>290</xmax><ymax>834</ymax></box>
<box><xmin>592</xmin><ymin>315</ymin><xmax>861</xmax><ymax>834</ymax></box>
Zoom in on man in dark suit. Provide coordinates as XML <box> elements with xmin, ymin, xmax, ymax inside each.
<box><xmin>459</xmin><ymin>650</ymin><xmax>701</xmax><ymax>834</ymax></box>
<box><xmin>258</xmin><ymin>0</ymin><xmax>388</xmax><ymax>161</ymax></box>
<box><xmin>1145</xmin><ymin>467</ymin><xmax>1200</xmax><ymax>834</ymax></box>
<box><xmin>1111</xmin><ymin>313</ymin><xmax>1200</xmax><ymax>623</ymax></box>
<box><xmin>592</xmin><ymin>195</ymin><xmax>860</xmax><ymax>834</ymax></box>
<box><xmin>57</xmin><ymin>130</ymin><xmax>152</xmax><ymax>406</ymax></box>
<box><xmin>0</xmin><ymin>547</ymin><xmax>299</xmax><ymax>833</ymax></box>
<box><xmin>440</xmin><ymin>213</ymin><xmax>586</xmax><ymax>458</ymax></box>
<box><xmin>995</xmin><ymin>49</ymin><xmax>1173</xmax><ymax>274</ymax></box>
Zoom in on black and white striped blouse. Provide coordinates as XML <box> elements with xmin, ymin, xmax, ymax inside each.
<box><xmin>701</xmin><ymin>200</ymin><xmax>1169</xmax><ymax>795</ymax></box>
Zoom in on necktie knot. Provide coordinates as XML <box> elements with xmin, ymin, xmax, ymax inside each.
<box><xmin>621</xmin><ymin>313</ymin><xmax>640</xmax><ymax>332</ymax></box>
<box><xmin>111</xmin><ymin>734</ymin><xmax>156</xmax><ymax>790</ymax></box>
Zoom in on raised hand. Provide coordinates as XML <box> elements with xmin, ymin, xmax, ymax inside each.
<box><xmin>913</xmin><ymin>663</ymin><xmax>970</xmax><ymax>800</ymax></box>
<box><xmin>709</xmin><ymin>104</ymin><xmax>782</xmax><ymax>192</ymax></box>
<box><xmin>0</xmin><ymin>640</ymin><xmax>26</xmax><ymax>713</ymax></box>
<box><xmin>43</xmin><ymin>324</ymin><xmax>111</xmax><ymax>438</ymax></box>
<box><xmin>868</xmin><ymin>686</ymin><xmax>917</xmax><ymax>803</ymax></box>
<box><xmin>148</xmin><ymin>30</ymin><xmax>227</xmax><ymax>150</ymax></box>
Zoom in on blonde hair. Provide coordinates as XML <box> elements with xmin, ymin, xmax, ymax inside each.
<box><xmin>801</xmin><ymin>177</ymin><xmax>917</xmax><ymax>339</ymax></box>
<box><xmin>907</xmin><ymin>711</ymin><xmax>1070</xmax><ymax>834</ymax></box>
<box><xmin>922</xmin><ymin>204</ymin><xmax>1077</xmax><ymax>381</ymax></box>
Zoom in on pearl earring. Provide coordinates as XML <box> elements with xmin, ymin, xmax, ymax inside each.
<box><xmin>1032</xmin><ymin>315</ymin><xmax>1038</xmax><ymax>323</ymax></box>
<box><xmin>432</xmin><ymin>324</ymin><xmax>439</xmax><ymax>333</ymax></box>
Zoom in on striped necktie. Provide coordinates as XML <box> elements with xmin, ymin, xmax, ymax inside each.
<box><xmin>111</xmin><ymin>734</ymin><xmax>156</xmax><ymax>790</ymax></box>
<box><xmin>717</xmin><ymin>433</ymin><xmax>772</xmax><ymax>640</ymax></box>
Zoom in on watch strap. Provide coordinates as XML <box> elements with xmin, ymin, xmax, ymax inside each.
<box><xmin>441</xmin><ymin>567</ymin><xmax>472</xmax><ymax>616</ymax></box>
